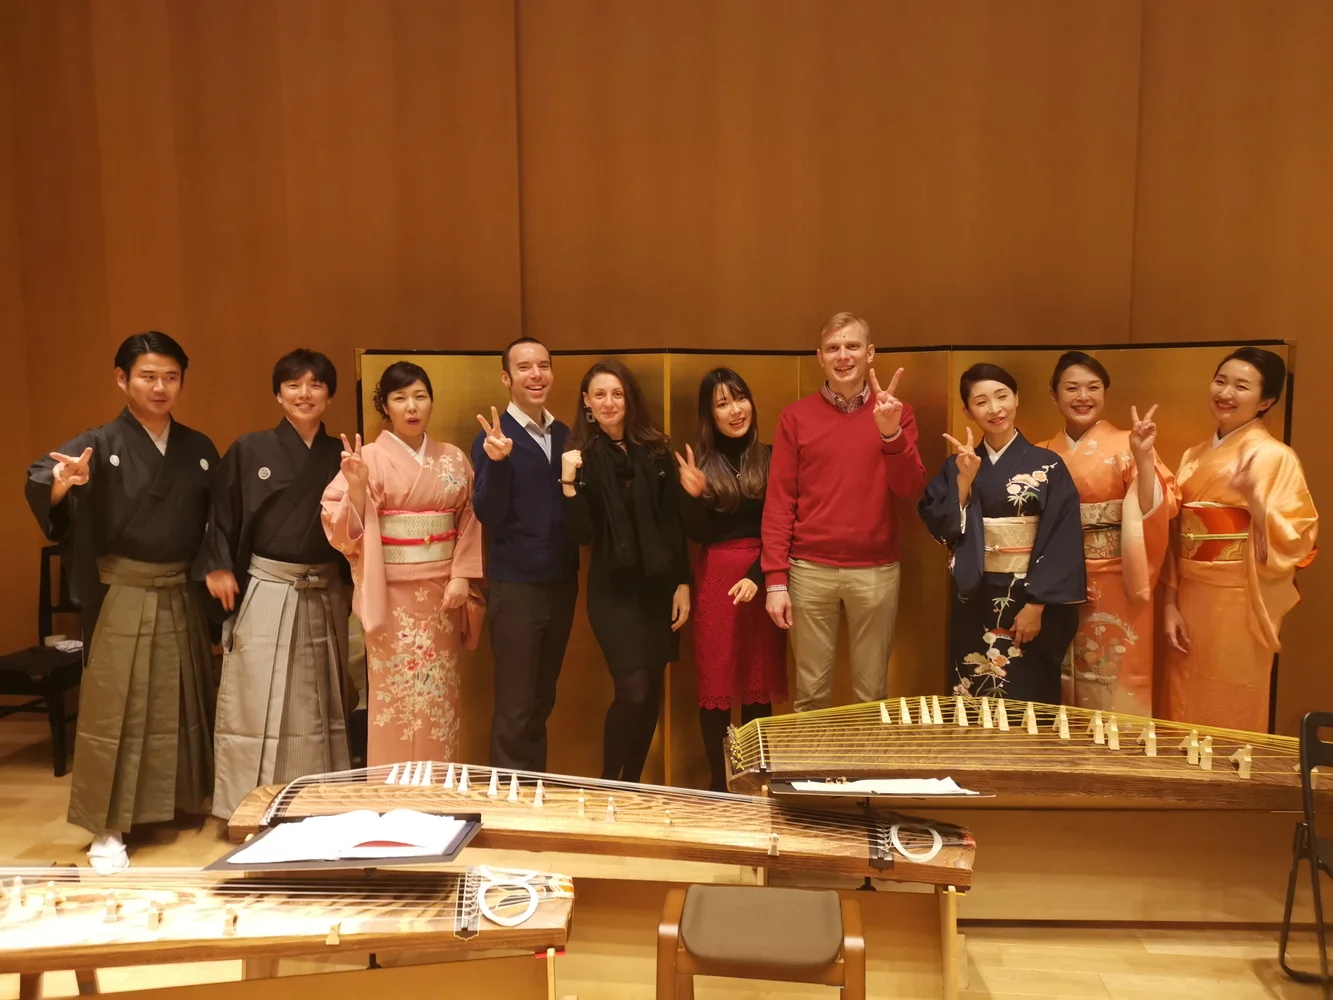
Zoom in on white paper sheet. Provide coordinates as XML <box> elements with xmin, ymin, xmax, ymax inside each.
<box><xmin>790</xmin><ymin>777</ymin><xmax>979</xmax><ymax>795</ymax></box>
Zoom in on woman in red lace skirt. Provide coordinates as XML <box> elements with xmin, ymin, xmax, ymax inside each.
<box><xmin>677</xmin><ymin>368</ymin><xmax>788</xmax><ymax>791</ymax></box>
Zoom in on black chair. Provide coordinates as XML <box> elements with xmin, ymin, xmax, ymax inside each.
<box><xmin>1280</xmin><ymin>710</ymin><xmax>1333</xmax><ymax>997</ymax></box>
<box><xmin>0</xmin><ymin>545</ymin><xmax>83</xmax><ymax>777</ymax></box>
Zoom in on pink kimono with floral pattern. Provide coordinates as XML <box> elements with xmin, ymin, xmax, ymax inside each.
<box><xmin>322</xmin><ymin>433</ymin><xmax>483</xmax><ymax>766</ymax></box>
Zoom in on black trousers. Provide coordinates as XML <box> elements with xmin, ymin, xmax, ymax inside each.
<box><xmin>487</xmin><ymin>578</ymin><xmax>578</xmax><ymax>772</ymax></box>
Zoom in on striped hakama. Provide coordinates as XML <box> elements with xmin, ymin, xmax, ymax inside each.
<box><xmin>68</xmin><ymin>556</ymin><xmax>216</xmax><ymax>835</ymax></box>
<box><xmin>211</xmin><ymin>556</ymin><xmax>350</xmax><ymax>819</ymax></box>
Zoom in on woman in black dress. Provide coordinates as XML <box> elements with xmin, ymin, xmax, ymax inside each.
<box><xmin>560</xmin><ymin>360</ymin><xmax>691</xmax><ymax>782</ymax></box>
<box><xmin>677</xmin><ymin>368</ymin><xmax>787</xmax><ymax>791</ymax></box>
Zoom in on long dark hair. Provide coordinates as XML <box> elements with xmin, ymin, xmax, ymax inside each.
<box><xmin>695</xmin><ymin>368</ymin><xmax>769</xmax><ymax>512</ymax></box>
<box><xmin>569</xmin><ymin>359</ymin><xmax>669</xmax><ymax>456</ymax></box>
<box><xmin>372</xmin><ymin>361</ymin><xmax>433</xmax><ymax>420</ymax></box>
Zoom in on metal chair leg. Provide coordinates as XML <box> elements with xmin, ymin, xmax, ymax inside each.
<box><xmin>1281</xmin><ymin>822</ymin><xmax>1307</xmax><ymax>977</ymax></box>
<box><xmin>1313</xmin><ymin>838</ymin><xmax>1331</xmax><ymax>1000</ymax></box>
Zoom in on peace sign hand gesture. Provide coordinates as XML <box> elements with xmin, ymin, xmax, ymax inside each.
<box><xmin>943</xmin><ymin>427</ymin><xmax>981</xmax><ymax>490</ymax></box>
<box><xmin>1230</xmin><ymin>451</ymin><xmax>1269</xmax><ymax>565</ymax></box>
<box><xmin>339</xmin><ymin>433</ymin><xmax>369</xmax><ymax>490</ymax></box>
<box><xmin>868</xmin><ymin>367</ymin><xmax>906</xmax><ymax>439</ymax></box>
<box><xmin>476</xmin><ymin>407</ymin><xmax>513</xmax><ymax>462</ymax></box>
<box><xmin>674</xmin><ymin>444</ymin><xmax>707</xmax><ymax>498</ymax></box>
<box><xmin>1129</xmin><ymin>404</ymin><xmax>1159</xmax><ymax>463</ymax></box>
<box><xmin>50</xmin><ymin>447</ymin><xmax>93</xmax><ymax>488</ymax></box>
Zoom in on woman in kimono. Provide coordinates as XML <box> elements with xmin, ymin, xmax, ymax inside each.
<box><xmin>321</xmin><ymin>361</ymin><xmax>483</xmax><ymax>766</ymax></box>
<box><xmin>26</xmin><ymin>332</ymin><xmax>217</xmax><ymax>872</ymax></box>
<box><xmin>1037</xmin><ymin>352</ymin><xmax>1179</xmax><ymax>716</ymax></box>
<box><xmin>1162</xmin><ymin>348</ymin><xmax>1317</xmax><ymax>731</ymax></box>
<box><xmin>560</xmin><ymin>360</ymin><xmax>691</xmax><ymax>783</ymax></box>
<box><xmin>676</xmin><ymin>368</ymin><xmax>787</xmax><ymax>792</ymax></box>
<box><xmin>195</xmin><ymin>349</ymin><xmax>351</xmax><ymax>818</ymax></box>
<box><xmin>919</xmin><ymin>363</ymin><xmax>1086</xmax><ymax>703</ymax></box>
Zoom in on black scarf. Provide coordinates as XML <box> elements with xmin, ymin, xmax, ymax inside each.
<box><xmin>583</xmin><ymin>434</ymin><xmax>680</xmax><ymax>577</ymax></box>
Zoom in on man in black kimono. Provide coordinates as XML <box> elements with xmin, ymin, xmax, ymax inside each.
<box><xmin>193</xmin><ymin>349</ymin><xmax>350</xmax><ymax>819</ymax></box>
<box><xmin>26</xmin><ymin>332</ymin><xmax>218</xmax><ymax>872</ymax></box>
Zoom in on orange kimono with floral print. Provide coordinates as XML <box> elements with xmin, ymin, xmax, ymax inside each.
<box><xmin>322</xmin><ymin>433</ymin><xmax>484</xmax><ymax>766</ymax></box>
<box><xmin>1038</xmin><ymin>422</ymin><xmax>1178</xmax><ymax>716</ymax></box>
<box><xmin>1163</xmin><ymin>420</ymin><xmax>1316</xmax><ymax>731</ymax></box>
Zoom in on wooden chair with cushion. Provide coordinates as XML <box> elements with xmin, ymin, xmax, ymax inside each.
<box><xmin>656</xmin><ymin>884</ymin><xmax>865</xmax><ymax>999</ymax></box>
<box><xmin>0</xmin><ymin>546</ymin><xmax>83</xmax><ymax>777</ymax></box>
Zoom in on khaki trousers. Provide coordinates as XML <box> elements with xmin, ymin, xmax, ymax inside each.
<box><xmin>788</xmin><ymin>559</ymin><xmax>901</xmax><ymax>712</ymax></box>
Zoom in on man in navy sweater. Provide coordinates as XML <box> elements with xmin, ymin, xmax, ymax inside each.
<box><xmin>472</xmin><ymin>337</ymin><xmax>579</xmax><ymax>772</ymax></box>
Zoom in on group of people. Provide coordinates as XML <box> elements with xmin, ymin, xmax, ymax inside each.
<box><xmin>24</xmin><ymin>315</ymin><xmax>1318</xmax><ymax>871</ymax></box>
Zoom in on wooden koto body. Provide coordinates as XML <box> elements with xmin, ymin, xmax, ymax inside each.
<box><xmin>0</xmin><ymin>867</ymin><xmax>571</xmax><ymax>978</ymax></box>
<box><xmin>726</xmin><ymin>694</ymin><xmax>1322</xmax><ymax>810</ymax></box>
<box><xmin>228</xmin><ymin>765</ymin><xmax>977</xmax><ymax>889</ymax></box>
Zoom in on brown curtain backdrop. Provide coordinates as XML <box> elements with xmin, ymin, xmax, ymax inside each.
<box><xmin>1</xmin><ymin>0</ymin><xmax>1329</xmax><ymax>737</ymax></box>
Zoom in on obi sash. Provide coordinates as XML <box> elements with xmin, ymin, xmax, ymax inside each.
<box><xmin>983</xmin><ymin>516</ymin><xmax>1038</xmax><ymax>574</ymax></box>
<box><xmin>379</xmin><ymin>509</ymin><xmax>457</xmax><ymax>565</ymax></box>
<box><xmin>1179</xmin><ymin>502</ymin><xmax>1249</xmax><ymax>563</ymax></box>
<box><xmin>1080</xmin><ymin>499</ymin><xmax>1122</xmax><ymax>560</ymax></box>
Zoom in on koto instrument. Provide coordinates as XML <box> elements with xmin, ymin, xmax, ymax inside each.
<box><xmin>228</xmin><ymin>763</ymin><xmax>977</xmax><ymax>889</ymax></box>
<box><xmin>726</xmin><ymin>694</ymin><xmax>1319</xmax><ymax>810</ymax></box>
<box><xmin>0</xmin><ymin>865</ymin><xmax>573</xmax><ymax>994</ymax></box>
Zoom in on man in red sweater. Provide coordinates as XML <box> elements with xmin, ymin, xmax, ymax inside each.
<box><xmin>762</xmin><ymin>312</ymin><xmax>926</xmax><ymax>711</ymax></box>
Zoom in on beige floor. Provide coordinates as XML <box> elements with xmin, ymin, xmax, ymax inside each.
<box><xmin>0</xmin><ymin>711</ymin><xmax>1327</xmax><ymax>999</ymax></box>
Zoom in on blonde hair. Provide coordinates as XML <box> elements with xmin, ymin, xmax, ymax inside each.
<box><xmin>819</xmin><ymin>311</ymin><xmax>869</xmax><ymax>344</ymax></box>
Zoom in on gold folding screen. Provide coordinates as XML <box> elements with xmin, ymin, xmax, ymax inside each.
<box><xmin>358</xmin><ymin>342</ymin><xmax>1291</xmax><ymax>788</ymax></box>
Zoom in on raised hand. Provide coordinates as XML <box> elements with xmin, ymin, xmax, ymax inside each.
<box><xmin>206</xmin><ymin>569</ymin><xmax>241</xmax><ymax>613</ymax></box>
<box><xmin>561</xmin><ymin>448</ymin><xmax>582</xmax><ymax>484</ymax></box>
<box><xmin>476</xmin><ymin>406</ymin><xmax>513</xmax><ymax>461</ymax></box>
<box><xmin>675</xmin><ymin>444</ymin><xmax>707</xmax><ymax>498</ymax></box>
<box><xmin>1129</xmin><ymin>404</ymin><xmax>1159</xmax><ymax>460</ymax></box>
<box><xmin>868</xmin><ymin>367</ymin><xmax>906</xmax><ymax>439</ymax></box>
<box><xmin>1230</xmin><ymin>452</ymin><xmax>1269</xmax><ymax>564</ymax></box>
<box><xmin>48</xmin><ymin>446</ymin><xmax>93</xmax><ymax>504</ymax></box>
<box><xmin>943</xmin><ymin>427</ymin><xmax>981</xmax><ymax>487</ymax></box>
<box><xmin>339</xmin><ymin>433</ymin><xmax>369</xmax><ymax>489</ymax></box>
<box><xmin>50</xmin><ymin>447</ymin><xmax>93</xmax><ymax>487</ymax></box>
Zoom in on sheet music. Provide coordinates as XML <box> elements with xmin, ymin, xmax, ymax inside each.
<box><xmin>790</xmin><ymin>777</ymin><xmax>979</xmax><ymax>795</ymax></box>
<box><xmin>227</xmin><ymin>809</ymin><xmax>469</xmax><ymax>864</ymax></box>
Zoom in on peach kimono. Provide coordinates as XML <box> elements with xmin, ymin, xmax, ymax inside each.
<box><xmin>1039</xmin><ymin>422</ymin><xmax>1179</xmax><ymax>716</ymax></box>
<box><xmin>322</xmin><ymin>432</ymin><xmax>483</xmax><ymax>765</ymax></box>
<box><xmin>1163</xmin><ymin>419</ymin><xmax>1317</xmax><ymax>731</ymax></box>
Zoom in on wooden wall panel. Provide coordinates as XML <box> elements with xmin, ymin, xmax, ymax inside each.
<box><xmin>0</xmin><ymin>5</ymin><xmax>40</xmax><ymax>653</ymax></box>
<box><xmin>1131</xmin><ymin>0</ymin><xmax>1333</xmax><ymax>733</ymax></box>
<box><xmin>0</xmin><ymin>0</ymin><xmax>522</xmax><ymax>657</ymax></box>
<box><xmin>517</xmin><ymin>0</ymin><xmax>1142</xmax><ymax>351</ymax></box>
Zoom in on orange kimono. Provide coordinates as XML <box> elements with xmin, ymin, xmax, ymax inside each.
<box><xmin>1164</xmin><ymin>419</ymin><xmax>1317</xmax><ymax>731</ymax></box>
<box><xmin>1039</xmin><ymin>422</ymin><xmax>1179</xmax><ymax>716</ymax></box>
<box><xmin>322</xmin><ymin>433</ymin><xmax>484</xmax><ymax>766</ymax></box>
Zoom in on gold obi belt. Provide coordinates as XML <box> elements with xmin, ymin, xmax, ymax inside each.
<box><xmin>1080</xmin><ymin>499</ymin><xmax>1123</xmax><ymax>560</ymax></box>
<box><xmin>1179</xmin><ymin>502</ymin><xmax>1249</xmax><ymax>562</ymax></box>
<box><xmin>380</xmin><ymin>509</ymin><xmax>457</xmax><ymax>564</ymax></box>
<box><xmin>983</xmin><ymin>515</ymin><xmax>1038</xmax><ymax>574</ymax></box>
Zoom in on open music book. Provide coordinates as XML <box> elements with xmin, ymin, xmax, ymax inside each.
<box><xmin>790</xmin><ymin>777</ymin><xmax>979</xmax><ymax>795</ymax></box>
<box><xmin>227</xmin><ymin>810</ymin><xmax>470</xmax><ymax>865</ymax></box>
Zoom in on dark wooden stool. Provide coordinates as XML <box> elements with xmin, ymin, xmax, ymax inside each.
<box><xmin>656</xmin><ymin>884</ymin><xmax>865</xmax><ymax>999</ymax></box>
<box><xmin>0</xmin><ymin>546</ymin><xmax>83</xmax><ymax>777</ymax></box>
